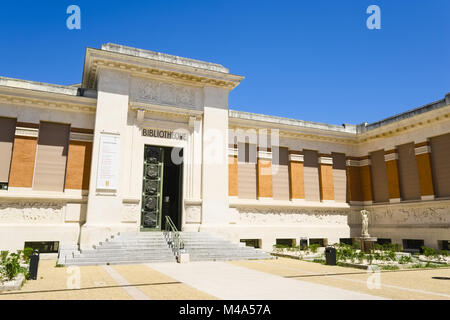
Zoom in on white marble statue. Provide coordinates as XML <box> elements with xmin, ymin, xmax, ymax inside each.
<box><xmin>361</xmin><ymin>209</ymin><xmax>370</xmax><ymax>238</ymax></box>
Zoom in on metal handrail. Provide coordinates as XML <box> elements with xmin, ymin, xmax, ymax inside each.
<box><xmin>164</xmin><ymin>216</ymin><xmax>185</xmax><ymax>256</ymax></box>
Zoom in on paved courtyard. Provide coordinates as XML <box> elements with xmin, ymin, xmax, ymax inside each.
<box><xmin>0</xmin><ymin>258</ymin><xmax>449</xmax><ymax>300</ymax></box>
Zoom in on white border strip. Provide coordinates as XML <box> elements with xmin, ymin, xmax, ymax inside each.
<box><xmin>258</xmin><ymin>150</ymin><xmax>272</xmax><ymax>160</ymax></box>
<box><xmin>319</xmin><ymin>157</ymin><xmax>333</xmax><ymax>165</ymax></box>
<box><xmin>415</xmin><ymin>146</ymin><xmax>431</xmax><ymax>155</ymax></box>
<box><xmin>289</xmin><ymin>154</ymin><xmax>304</xmax><ymax>162</ymax></box>
<box><xmin>102</xmin><ymin>265</ymin><xmax>151</xmax><ymax>300</ymax></box>
<box><xmin>15</xmin><ymin>127</ymin><xmax>38</xmax><ymax>138</ymax></box>
<box><xmin>384</xmin><ymin>153</ymin><xmax>398</xmax><ymax>161</ymax></box>
<box><xmin>346</xmin><ymin>159</ymin><xmax>371</xmax><ymax>167</ymax></box>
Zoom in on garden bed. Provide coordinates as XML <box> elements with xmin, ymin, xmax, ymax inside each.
<box><xmin>272</xmin><ymin>243</ymin><xmax>450</xmax><ymax>271</ymax></box>
<box><xmin>272</xmin><ymin>244</ymin><xmax>324</xmax><ymax>260</ymax></box>
<box><xmin>0</xmin><ymin>248</ymin><xmax>32</xmax><ymax>292</ymax></box>
<box><xmin>0</xmin><ymin>273</ymin><xmax>26</xmax><ymax>292</ymax></box>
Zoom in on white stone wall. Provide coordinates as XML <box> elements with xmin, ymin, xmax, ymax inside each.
<box><xmin>0</xmin><ymin>200</ymin><xmax>86</xmax><ymax>250</ymax></box>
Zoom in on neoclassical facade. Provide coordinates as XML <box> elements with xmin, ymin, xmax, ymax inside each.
<box><xmin>0</xmin><ymin>43</ymin><xmax>449</xmax><ymax>253</ymax></box>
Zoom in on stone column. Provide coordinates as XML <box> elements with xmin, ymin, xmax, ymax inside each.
<box><xmin>187</xmin><ymin>116</ymin><xmax>203</xmax><ymax>200</ymax></box>
<box><xmin>200</xmin><ymin>86</ymin><xmax>230</xmax><ymax>226</ymax></box>
<box><xmin>80</xmin><ymin>69</ymin><xmax>131</xmax><ymax>250</ymax></box>
<box><xmin>183</xmin><ymin>116</ymin><xmax>204</xmax><ymax>231</ymax></box>
<box><xmin>384</xmin><ymin>150</ymin><xmax>401</xmax><ymax>203</ymax></box>
<box><xmin>415</xmin><ymin>142</ymin><xmax>435</xmax><ymax>200</ymax></box>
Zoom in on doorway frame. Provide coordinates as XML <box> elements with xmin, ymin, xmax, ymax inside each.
<box><xmin>139</xmin><ymin>144</ymin><xmax>185</xmax><ymax>232</ymax></box>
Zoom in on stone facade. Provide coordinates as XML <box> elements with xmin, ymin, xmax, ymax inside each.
<box><xmin>0</xmin><ymin>43</ymin><xmax>449</xmax><ymax>252</ymax></box>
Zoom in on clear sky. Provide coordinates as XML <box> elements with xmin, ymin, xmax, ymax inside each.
<box><xmin>0</xmin><ymin>0</ymin><xmax>448</xmax><ymax>125</ymax></box>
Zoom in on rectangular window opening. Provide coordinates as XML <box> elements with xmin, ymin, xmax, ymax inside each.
<box><xmin>240</xmin><ymin>239</ymin><xmax>261</xmax><ymax>249</ymax></box>
<box><xmin>24</xmin><ymin>241</ymin><xmax>59</xmax><ymax>253</ymax></box>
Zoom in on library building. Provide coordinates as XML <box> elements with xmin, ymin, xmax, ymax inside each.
<box><xmin>0</xmin><ymin>44</ymin><xmax>449</xmax><ymax>264</ymax></box>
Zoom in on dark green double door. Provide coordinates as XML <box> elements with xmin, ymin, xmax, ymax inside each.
<box><xmin>141</xmin><ymin>145</ymin><xmax>183</xmax><ymax>231</ymax></box>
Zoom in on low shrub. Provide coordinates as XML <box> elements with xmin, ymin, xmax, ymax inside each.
<box><xmin>380</xmin><ymin>243</ymin><xmax>402</xmax><ymax>252</ymax></box>
<box><xmin>386</xmin><ymin>250</ymin><xmax>396</xmax><ymax>261</ymax></box>
<box><xmin>308</xmin><ymin>244</ymin><xmax>320</xmax><ymax>253</ymax></box>
<box><xmin>312</xmin><ymin>259</ymin><xmax>325</xmax><ymax>264</ymax></box>
<box><xmin>22</xmin><ymin>247</ymin><xmax>33</xmax><ymax>263</ymax></box>
<box><xmin>336</xmin><ymin>244</ymin><xmax>356</xmax><ymax>262</ymax></box>
<box><xmin>357</xmin><ymin>251</ymin><xmax>365</xmax><ymax>264</ymax></box>
<box><xmin>421</xmin><ymin>246</ymin><xmax>436</xmax><ymax>257</ymax></box>
<box><xmin>381</xmin><ymin>265</ymin><xmax>399</xmax><ymax>270</ymax></box>
<box><xmin>440</xmin><ymin>250</ymin><xmax>448</xmax><ymax>257</ymax></box>
<box><xmin>351</xmin><ymin>242</ymin><xmax>361</xmax><ymax>250</ymax></box>
<box><xmin>398</xmin><ymin>255</ymin><xmax>413</xmax><ymax>264</ymax></box>
<box><xmin>0</xmin><ymin>249</ymin><xmax>30</xmax><ymax>282</ymax></box>
<box><xmin>273</xmin><ymin>244</ymin><xmax>289</xmax><ymax>249</ymax></box>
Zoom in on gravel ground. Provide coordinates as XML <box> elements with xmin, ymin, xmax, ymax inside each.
<box><xmin>230</xmin><ymin>258</ymin><xmax>450</xmax><ymax>300</ymax></box>
<box><xmin>0</xmin><ymin>260</ymin><xmax>216</xmax><ymax>300</ymax></box>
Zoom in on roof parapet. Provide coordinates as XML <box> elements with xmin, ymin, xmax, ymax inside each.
<box><xmin>357</xmin><ymin>93</ymin><xmax>450</xmax><ymax>133</ymax></box>
<box><xmin>101</xmin><ymin>43</ymin><xmax>230</xmax><ymax>73</ymax></box>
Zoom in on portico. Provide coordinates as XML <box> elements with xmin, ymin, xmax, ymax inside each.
<box><xmin>78</xmin><ymin>43</ymin><xmax>244</xmax><ymax>249</ymax></box>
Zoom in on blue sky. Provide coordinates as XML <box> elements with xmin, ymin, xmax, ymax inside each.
<box><xmin>0</xmin><ymin>0</ymin><xmax>448</xmax><ymax>125</ymax></box>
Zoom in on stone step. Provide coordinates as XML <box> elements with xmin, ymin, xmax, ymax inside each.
<box><xmin>76</xmin><ymin>249</ymin><xmax>174</xmax><ymax>256</ymax></box>
<box><xmin>119</xmin><ymin>236</ymin><xmax>167</xmax><ymax>240</ymax></box>
<box><xmin>63</xmin><ymin>231</ymin><xmax>272</xmax><ymax>266</ymax></box>
<box><xmin>98</xmin><ymin>241</ymin><xmax>169</xmax><ymax>247</ymax></box>
<box><xmin>189</xmin><ymin>257</ymin><xmax>270</xmax><ymax>262</ymax></box>
<box><xmin>183</xmin><ymin>248</ymin><xmax>254</xmax><ymax>253</ymax></box>
<box><xmin>67</xmin><ymin>255</ymin><xmax>175</xmax><ymax>261</ymax></box>
<box><xmin>187</xmin><ymin>252</ymin><xmax>269</xmax><ymax>257</ymax></box>
<box><xmin>64</xmin><ymin>258</ymin><xmax>176</xmax><ymax>266</ymax></box>
<box><xmin>182</xmin><ymin>241</ymin><xmax>234</xmax><ymax>245</ymax></box>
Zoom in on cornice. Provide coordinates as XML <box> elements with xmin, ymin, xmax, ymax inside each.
<box><xmin>82</xmin><ymin>48</ymin><xmax>244</xmax><ymax>90</ymax></box>
<box><xmin>356</xmin><ymin>104</ymin><xmax>450</xmax><ymax>144</ymax></box>
<box><xmin>229</xmin><ymin>104</ymin><xmax>450</xmax><ymax>147</ymax></box>
<box><xmin>0</xmin><ymin>86</ymin><xmax>97</xmax><ymax>114</ymax></box>
<box><xmin>228</xmin><ymin>123</ymin><xmax>358</xmax><ymax>145</ymax></box>
<box><xmin>129</xmin><ymin>101</ymin><xmax>202</xmax><ymax>120</ymax></box>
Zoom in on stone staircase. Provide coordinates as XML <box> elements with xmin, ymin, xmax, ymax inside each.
<box><xmin>180</xmin><ymin>232</ymin><xmax>273</xmax><ymax>261</ymax></box>
<box><xmin>62</xmin><ymin>232</ymin><xmax>176</xmax><ymax>266</ymax></box>
<box><xmin>61</xmin><ymin>231</ymin><xmax>273</xmax><ymax>266</ymax></box>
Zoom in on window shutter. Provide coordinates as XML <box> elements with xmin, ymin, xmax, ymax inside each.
<box><xmin>33</xmin><ymin>122</ymin><xmax>70</xmax><ymax>192</ymax></box>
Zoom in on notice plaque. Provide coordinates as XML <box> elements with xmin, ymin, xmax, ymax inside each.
<box><xmin>96</xmin><ymin>133</ymin><xmax>121</xmax><ymax>191</ymax></box>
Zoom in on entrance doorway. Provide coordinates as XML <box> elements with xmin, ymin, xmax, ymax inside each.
<box><xmin>141</xmin><ymin>145</ymin><xmax>183</xmax><ymax>231</ymax></box>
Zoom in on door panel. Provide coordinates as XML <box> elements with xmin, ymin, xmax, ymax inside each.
<box><xmin>141</xmin><ymin>146</ymin><xmax>164</xmax><ymax>230</ymax></box>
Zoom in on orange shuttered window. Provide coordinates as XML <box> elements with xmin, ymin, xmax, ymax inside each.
<box><xmin>65</xmin><ymin>140</ymin><xmax>93</xmax><ymax>190</ymax></box>
<box><xmin>9</xmin><ymin>136</ymin><xmax>38</xmax><ymax>188</ymax></box>
<box><xmin>228</xmin><ymin>155</ymin><xmax>238</xmax><ymax>196</ymax></box>
<box><xmin>289</xmin><ymin>152</ymin><xmax>305</xmax><ymax>199</ymax></box>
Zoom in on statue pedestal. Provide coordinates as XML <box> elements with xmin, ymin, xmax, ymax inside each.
<box><xmin>355</xmin><ymin>237</ymin><xmax>377</xmax><ymax>253</ymax></box>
